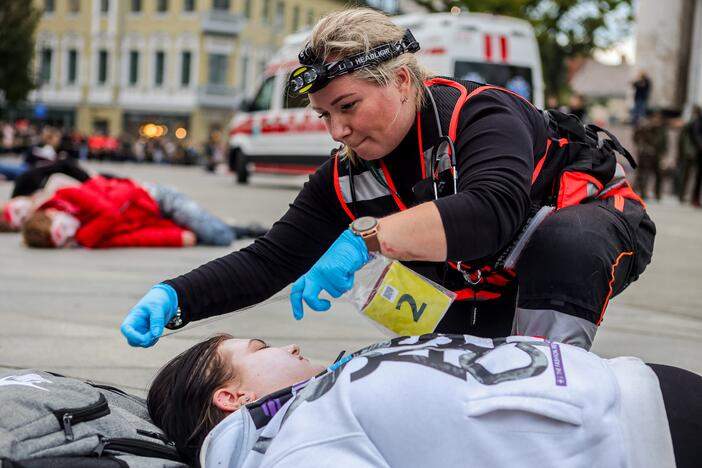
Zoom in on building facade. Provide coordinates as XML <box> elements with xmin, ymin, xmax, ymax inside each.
<box><xmin>32</xmin><ymin>0</ymin><xmax>346</xmax><ymax>146</ymax></box>
<box><xmin>635</xmin><ymin>0</ymin><xmax>702</xmax><ymax>115</ymax></box>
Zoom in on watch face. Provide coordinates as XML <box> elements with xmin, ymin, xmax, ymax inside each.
<box><xmin>353</xmin><ymin>216</ymin><xmax>378</xmax><ymax>232</ymax></box>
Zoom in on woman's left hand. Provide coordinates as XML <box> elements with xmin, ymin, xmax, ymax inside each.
<box><xmin>290</xmin><ymin>228</ymin><xmax>369</xmax><ymax>320</ymax></box>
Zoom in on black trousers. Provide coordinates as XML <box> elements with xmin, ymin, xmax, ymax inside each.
<box><xmin>436</xmin><ymin>197</ymin><xmax>656</xmax><ymax>336</ymax></box>
<box><xmin>648</xmin><ymin>363</ymin><xmax>702</xmax><ymax>468</ymax></box>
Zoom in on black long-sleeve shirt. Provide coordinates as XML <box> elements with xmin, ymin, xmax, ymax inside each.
<box><xmin>165</xmin><ymin>89</ymin><xmax>548</xmax><ymax>324</ymax></box>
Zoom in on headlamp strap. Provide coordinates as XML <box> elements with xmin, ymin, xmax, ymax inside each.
<box><xmin>325</xmin><ymin>29</ymin><xmax>420</xmax><ymax>80</ymax></box>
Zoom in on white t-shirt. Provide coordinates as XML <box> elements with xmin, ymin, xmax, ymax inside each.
<box><xmin>201</xmin><ymin>335</ymin><xmax>675</xmax><ymax>468</ymax></box>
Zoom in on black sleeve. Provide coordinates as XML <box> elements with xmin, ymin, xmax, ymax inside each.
<box><xmin>433</xmin><ymin>89</ymin><xmax>546</xmax><ymax>261</ymax></box>
<box><xmin>164</xmin><ymin>159</ymin><xmax>350</xmax><ymax>323</ymax></box>
<box><xmin>11</xmin><ymin>159</ymin><xmax>92</xmax><ymax>197</ymax></box>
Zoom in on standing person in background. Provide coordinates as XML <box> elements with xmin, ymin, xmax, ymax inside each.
<box><xmin>1</xmin><ymin>121</ymin><xmax>15</xmax><ymax>153</ymax></box>
<box><xmin>567</xmin><ymin>94</ymin><xmax>587</xmax><ymax>122</ymax></box>
<box><xmin>204</xmin><ymin>130</ymin><xmax>224</xmax><ymax>173</ymax></box>
<box><xmin>634</xmin><ymin>109</ymin><xmax>668</xmax><ymax>201</ymax></box>
<box><xmin>674</xmin><ymin>107</ymin><xmax>701</xmax><ymax>204</ymax></box>
<box><xmin>631</xmin><ymin>71</ymin><xmax>652</xmax><ymax>126</ymax></box>
<box><xmin>689</xmin><ymin>106</ymin><xmax>702</xmax><ymax>207</ymax></box>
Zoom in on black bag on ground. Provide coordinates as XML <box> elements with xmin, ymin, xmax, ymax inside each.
<box><xmin>0</xmin><ymin>369</ymin><xmax>187</xmax><ymax>468</ymax></box>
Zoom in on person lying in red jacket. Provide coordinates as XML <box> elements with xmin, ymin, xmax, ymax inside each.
<box><xmin>20</xmin><ymin>175</ymin><xmax>250</xmax><ymax>248</ymax></box>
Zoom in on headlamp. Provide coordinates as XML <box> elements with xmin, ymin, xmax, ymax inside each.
<box><xmin>287</xmin><ymin>29</ymin><xmax>420</xmax><ymax>96</ymax></box>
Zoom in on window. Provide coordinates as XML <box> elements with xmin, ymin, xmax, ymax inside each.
<box><xmin>97</xmin><ymin>49</ymin><xmax>108</xmax><ymax>84</ymax></box>
<box><xmin>130</xmin><ymin>0</ymin><xmax>141</xmax><ymax>12</ymax></box>
<box><xmin>43</xmin><ymin>0</ymin><xmax>55</xmax><ymax>13</ymax></box>
<box><xmin>40</xmin><ymin>48</ymin><xmax>52</xmax><ymax>84</ymax></box>
<box><xmin>240</xmin><ymin>55</ymin><xmax>248</xmax><ymax>91</ymax></box>
<box><xmin>67</xmin><ymin>49</ymin><xmax>78</xmax><ymax>84</ymax></box>
<box><xmin>213</xmin><ymin>0</ymin><xmax>229</xmax><ymax>10</ymax></box>
<box><xmin>292</xmin><ymin>5</ymin><xmax>299</xmax><ymax>32</ymax></box>
<box><xmin>250</xmin><ymin>76</ymin><xmax>274</xmax><ymax>111</ymax></box>
<box><xmin>129</xmin><ymin>51</ymin><xmax>139</xmax><ymax>85</ymax></box>
<box><xmin>207</xmin><ymin>53</ymin><xmax>228</xmax><ymax>85</ymax></box>
<box><xmin>453</xmin><ymin>61</ymin><xmax>534</xmax><ymax>102</ymax></box>
<box><xmin>154</xmin><ymin>51</ymin><xmax>165</xmax><ymax>86</ymax></box>
<box><xmin>274</xmin><ymin>1</ymin><xmax>284</xmax><ymax>28</ymax></box>
<box><xmin>243</xmin><ymin>0</ymin><xmax>251</xmax><ymax>18</ymax></box>
<box><xmin>183</xmin><ymin>0</ymin><xmax>195</xmax><ymax>12</ymax></box>
<box><xmin>93</xmin><ymin>119</ymin><xmax>109</xmax><ymax>135</ymax></box>
<box><xmin>157</xmin><ymin>0</ymin><xmax>168</xmax><ymax>13</ymax></box>
<box><xmin>68</xmin><ymin>0</ymin><xmax>80</xmax><ymax>14</ymax></box>
<box><xmin>100</xmin><ymin>0</ymin><xmax>109</xmax><ymax>13</ymax></box>
<box><xmin>180</xmin><ymin>51</ymin><xmax>192</xmax><ymax>86</ymax></box>
<box><xmin>262</xmin><ymin>0</ymin><xmax>270</xmax><ymax>21</ymax></box>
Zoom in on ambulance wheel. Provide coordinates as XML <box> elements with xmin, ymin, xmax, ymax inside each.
<box><xmin>234</xmin><ymin>149</ymin><xmax>249</xmax><ymax>184</ymax></box>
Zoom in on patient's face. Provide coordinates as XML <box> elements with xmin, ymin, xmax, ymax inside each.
<box><xmin>3</xmin><ymin>197</ymin><xmax>33</xmax><ymax>228</ymax></box>
<box><xmin>220</xmin><ymin>338</ymin><xmax>325</xmax><ymax>398</ymax></box>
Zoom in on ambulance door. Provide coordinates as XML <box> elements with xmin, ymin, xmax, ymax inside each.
<box><xmin>246</xmin><ymin>74</ymin><xmax>278</xmax><ymax>157</ymax></box>
<box><xmin>278</xmin><ymin>87</ymin><xmax>335</xmax><ymax>160</ymax></box>
<box><xmin>450</xmin><ymin>20</ymin><xmax>544</xmax><ymax>107</ymax></box>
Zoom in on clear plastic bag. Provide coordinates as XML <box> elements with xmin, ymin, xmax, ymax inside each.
<box><xmin>349</xmin><ymin>254</ymin><xmax>457</xmax><ymax>337</ymax></box>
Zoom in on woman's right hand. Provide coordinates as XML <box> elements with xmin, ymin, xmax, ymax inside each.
<box><xmin>120</xmin><ymin>284</ymin><xmax>178</xmax><ymax>347</ymax></box>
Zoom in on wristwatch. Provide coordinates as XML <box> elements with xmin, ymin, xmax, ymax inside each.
<box><xmin>165</xmin><ymin>307</ymin><xmax>185</xmax><ymax>330</ymax></box>
<box><xmin>350</xmin><ymin>216</ymin><xmax>381</xmax><ymax>253</ymax></box>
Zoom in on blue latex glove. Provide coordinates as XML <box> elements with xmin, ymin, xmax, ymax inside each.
<box><xmin>291</xmin><ymin>228</ymin><xmax>369</xmax><ymax>320</ymax></box>
<box><xmin>120</xmin><ymin>283</ymin><xmax>178</xmax><ymax>347</ymax></box>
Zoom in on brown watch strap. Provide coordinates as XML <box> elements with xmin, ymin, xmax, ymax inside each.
<box><xmin>361</xmin><ymin>229</ymin><xmax>380</xmax><ymax>253</ymax></box>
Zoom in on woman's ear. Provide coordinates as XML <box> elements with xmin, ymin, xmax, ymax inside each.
<box><xmin>212</xmin><ymin>387</ymin><xmax>257</xmax><ymax>413</ymax></box>
<box><xmin>394</xmin><ymin>66</ymin><xmax>412</xmax><ymax>95</ymax></box>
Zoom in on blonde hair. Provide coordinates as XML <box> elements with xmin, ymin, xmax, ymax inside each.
<box><xmin>307</xmin><ymin>8</ymin><xmax>430</xmax><ymax>162</ymax></box>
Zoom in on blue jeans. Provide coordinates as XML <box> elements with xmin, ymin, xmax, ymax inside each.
<box><xmin>143</xmin><ymin>183</ymin><xmax>234</xmax><ymax>246</ymax></box>
<box><xmin>0</xmin><ymin>162</ymin><xmax>29</xmax><ymax>180</ymax></box>
<box><xmin>631</xmin><ymin>99</ymin><xmax>647</xmax><ymax>125</ymax></box>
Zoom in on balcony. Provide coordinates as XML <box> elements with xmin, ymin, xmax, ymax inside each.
<box><xmin>201</xmin><ymin>10</ymin><xmax>247</xmax><ymax>36</ymax></box>
<box><xmin>197</xmin><ymin>84</ymin><xmax>241</xmax><ymax>109</ymax></box>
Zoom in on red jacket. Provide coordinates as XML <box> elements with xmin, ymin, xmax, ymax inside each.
<box><xmin>41</xmin><ymin>176</ymin><xmax>185</xmax><ymax>248</ymax></box>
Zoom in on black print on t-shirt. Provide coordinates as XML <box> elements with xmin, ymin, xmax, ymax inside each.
<box><xmin>350</xmin><ymin>336</ymin><xmax>548</xmax><ymax>386</ymax></box>
<box><xmin>278</xmin><ymin>335</ymin><xmax>548</xmax><ymax>435</ymax></box>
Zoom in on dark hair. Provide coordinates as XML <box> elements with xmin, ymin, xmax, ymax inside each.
<box><xmin>147</xmin><ymin>334</ymin><xmax>236</xmax><ymax>466</ymax></box>
<box><xmin>0</xmin><ymin>218</ymin><xmax>18</xmax><ymax>232</ymax></box>
<box><xmin>22</xmin><ymin>210</ymin><xmax>54</xmax><ymax>247</ymax></box>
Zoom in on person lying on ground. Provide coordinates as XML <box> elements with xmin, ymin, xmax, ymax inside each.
<box><xmin>148</xmin><ymin>333</ymin><xmax>700</xmax><ymax>468</ymax></box>
<box><xmin>0</xmin><ymin>160</ymin><xmax>93</xmax><ymax>232</ymax></box>
<box><xmin>17</xmin><ymin>175</ymin><xmax>266</xmax><ymax>248</ymax></box>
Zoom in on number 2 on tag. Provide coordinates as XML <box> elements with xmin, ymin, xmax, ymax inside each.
<box><xmin>396</xmin><ymin>294</ymin><xmax>427</xmax><ymax>322</ymax></box>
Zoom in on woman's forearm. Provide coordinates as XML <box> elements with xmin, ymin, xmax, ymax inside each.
<box><xmin>378</xmin><ymin>201</ymin><xmax>447</xmax><ymax>261</ymax></box>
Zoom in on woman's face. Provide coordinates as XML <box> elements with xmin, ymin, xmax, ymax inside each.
<box><xmin>309</xmin><ymin>70</ymin><xmax>414</xmax><ymax>160</ymax></box>
<box><xmin>219</xmin><ymin>338</ymin><xmax>324</xmax><ymax>399</ymax></box>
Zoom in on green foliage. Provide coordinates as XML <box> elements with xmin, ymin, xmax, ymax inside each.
<box><xmin>0</xmin><ymin>0</ymin><xmax>42</xmax><ymax>107</ymax></box>
<box><xmin>412</xmin><ymin>0</ymin><xmax>633</xmax><ymax>97</ymax></box>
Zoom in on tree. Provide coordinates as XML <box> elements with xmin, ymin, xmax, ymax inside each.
<box><xmin>0</xmin><ymin>0</ymin><xmax>41</xmax><ymax>109</ymax></box>
<box><xmin>412</xmin><ymin>0</ymin><xmax>633</xmax><ymax>98</ymax></box>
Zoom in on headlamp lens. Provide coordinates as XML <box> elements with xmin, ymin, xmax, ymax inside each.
<box><xmin>289</xmin><ymin>66</ymin><xmax>320</xmax><ymax>95</ymax></box>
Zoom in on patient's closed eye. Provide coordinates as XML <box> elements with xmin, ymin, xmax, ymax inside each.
<box><xmin>249</xmin><ymin>339</ymin><xmax>269</xmax><ymax>351</ymax></box>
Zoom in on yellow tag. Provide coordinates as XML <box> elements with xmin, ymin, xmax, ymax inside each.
<box><xmin>362</xmin><ymin>261</ymin><xmax>453</xmax><ymax>336</ymax></box>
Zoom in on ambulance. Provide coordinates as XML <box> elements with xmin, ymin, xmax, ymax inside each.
<box><xmin>228</xmin><ymin>12</ymin><xmax>544</xmax><ymax>183</ymax></box>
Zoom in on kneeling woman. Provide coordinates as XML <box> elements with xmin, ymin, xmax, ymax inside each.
<box><xmin>148</xmin><ymin>334</ymin><xmax>700</xmax><ymax>468</ymax></box>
